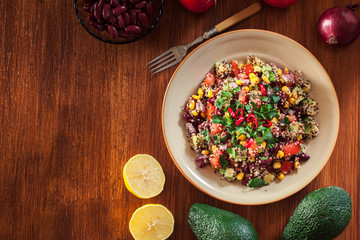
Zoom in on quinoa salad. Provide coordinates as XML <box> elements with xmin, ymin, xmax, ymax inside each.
<box><xmin>183</xmin><ymin>56</ymin><xmax>319</xmax><ymax>188</ymax></box>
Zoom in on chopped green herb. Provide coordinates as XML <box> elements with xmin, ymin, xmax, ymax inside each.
<box><xmin>226</xmin><ymin>148</ymin><xmax>237</xmax><ymax>159</ymax></box>
<box><xmin>269</xmin><ymin>71</ymin><xmax>276</xmax><ymax>82</ymax></box>
<box><xmin>219</xmin><ymin>155</ymin><xmax>229</xmax><ymax>170</ymax></box>
<box><xmin>200</xmin><ymin>130</ymin><xmax>210</xmax><ymax>143</ymax></box>
<box><xmin>271</xmin><ymin>95</ymin><xmax>281</xmax><ymax>103</ymax></box>
<box><xmin>248</xmin><ymin>178</ymin><xmax>265</xmax><ymax>188</ymax></box>
<box><xmin>212</xmin><ymin>115</ymin><xmax>225</xmax><ymax>125</ymax></box>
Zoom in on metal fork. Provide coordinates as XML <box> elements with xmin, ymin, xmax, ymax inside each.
<box><xmin>147</xmin><ymin>2</ymin><xmax>262</xmax><ymax>74</ymax></box>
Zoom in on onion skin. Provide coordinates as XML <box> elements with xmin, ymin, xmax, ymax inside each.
<box><xmin>263</xmin><ymin>0</ymin><xmax>296</xmax><ymax>8</ymax></box>
<box><xmin>318</xmin><ymin>6</ymin><xmax>360</xmax><ymax>46</ymax></box>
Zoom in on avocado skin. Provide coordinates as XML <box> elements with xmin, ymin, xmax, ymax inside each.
<box><xmin>282</xmin><ymin>186</ymin><xmax>352</xmax><ymax>240</ymax></box>
<box><xmin>188</xmin><ymin>203</ymin><xmax>258</xmax><ymax>240</ymax></box>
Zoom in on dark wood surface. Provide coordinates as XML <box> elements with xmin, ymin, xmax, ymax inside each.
<box><xmin>0</xmin><ymin>0</ymin><xmax>359</xmax><ymax>239</ymax></box>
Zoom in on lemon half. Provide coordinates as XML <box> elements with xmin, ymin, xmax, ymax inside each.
<box><xmin>129</xmin><ymin>204</ymin><xmax>174</xmax><ymax>240</ymax></box>
<box><xmin>123</xmin><ymin>154</ymin><xmax>165</xmax><ymax>199</ymax></box>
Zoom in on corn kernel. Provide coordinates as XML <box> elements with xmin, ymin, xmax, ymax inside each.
<box><xmin>236</xmin><ymin>172</ymin><xmax>244</xmax><ymax>181</ymax></box>
<box><xmin>250</xmin><ymin>157</ymin><xmax>255</xmax><ymax>162</ymax></box>
<box><xmin>277</xmin><ymin>150</ymin><xmax>285</xmax><ymax>159</ymax></box>
<box><xmin>240</xmin><ymin>141</ymin><xmax>246</xmax><ymax>146</ymax></box>
<box><xmin>273</xmin><ymin>162</ymin><xmax>281</xmax><ymax>169</ymax></box>
<box><xmin>282</xmin><ymin>86</ymin><xmax>291</xmax><ymax>95</ymax></box>
<box><xmin>238</xmin><ymin>133</ymin><xmax>246</xmax><ymax>141</ymax></box>
<box><xmin>297</xmin><ymin>135</ymin><xmax>303</xmax><ymax>141</ymax></box>
<box><xmin>277</xmin><ymin>69</ymin><xmax>282</xmax><ymax>76</ymax></box>
<box><xmin>244</xmin><ymin>86</ymin><xmax>250</xmax><ymax>92</ymax></box>
<box><xmin>191</xmin><ymin>110</ymin><xmax>198</xmax><ymax>117</ymax></box>
<box><xmin>262</xmin><ymin>141</ymin><xmax>266</xmax><ymax>148</ymax></box>
<box><xmin>294</xmin><ymin>161</ymin><xmax>301</xmax><ymax>170</ymax></box>
<box><xmin>254</xmin><ymin>65</ymin><xmax>261</xmax><ymax>72</ymax></box>
<box><xmin>247</xmin><ymin>122</ymin><xmax>252</xmax><ymax>126</ymax></box>
<box><xmin>284</xmin><ymin>101</ymin><xmax>289</xmax><ymax>108</ymax></box>
<box><xmin>212</xmin><ymin>145</ymin><xmax>218</xmax><ymax>153</ymax></box>
<box><xmin>224</xmin><ymin>112</ymin><xmax>230</xmax><ymax>118</ymax></box>
<box><xmin>239</xmin><ymin>63</ymin><xmax>244</xmax><ymax>68</ymax></box>
<box><xmin>278</xmin><ymin>172</ymin><xmax>285</xmax><ymax>180</ymax></box>
<box><xmin>201</xmin><ymin>150</ymin><xmax>209</xmax><ymax>155</ymax></box>
<box><xmin>277</xmin><ymin>109</ymin><xmax>281</xmax><ymax>114</ymax></box>
<box><xmin>289</xmin><ymin>97</ymin><xmax>296</xmax><ymax>104</ymax></box>
<box><xmin>198</xmin><ymin>88</ymin><xmax>204</xmax><ymax>97</ymax></box>
<box><xmin>236</xmin><ymin>80</ymin><xmax>243</xmax><ymax>85</ymax></box>
<box><xmin>192</xmin><ymin>95</ymin><xmax>200</xmax><ymax>100</ymax></box>
<box><xmin>284</xmin><ymin>67</ymin><xmax>289</xmax><ymax>73</ymax></box>
<box><xmin>189</xmin><ymin>100</ymin><xmax>195</xmax><ymax>110</ymax></box>
<box><xmin>271</xmin><ymin>117</ymin><xmax>278</xmax><ymax>123</ymax></box>
<box><xmin>191</xmin><ymin>135</ymin><xmax>197</xmax><ymax>143</ymax></box>
<box><xmin>262</xmin><ymin>75</ymin><xmax>270</xmax><ymax>84</ymax></box>
<box><xmin>200</xmin><ymin>112</ymin><xmax>206</xmax><ymax>118</ymax></box>
<box><xmin>208</xmin><ymin>90</ymin><xmax>213</xmax><ymax>98</ymax></box>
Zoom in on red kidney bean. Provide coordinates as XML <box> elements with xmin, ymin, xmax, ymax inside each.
<box><xmin>102</xmin><ymin>3</ymin><xmax>110</xmax><ymax>19</ymax></box>
<box><xmin>137</xmin><ymin>13</ymin><xmax>148</xmax><ymax>27</ymax></box>
<box><xmin>112</xmin><ymin>5</ymin><xmax>127</xmax><ymax>16</ymax></box>
<box><xmin>129</xmin><ymin>10</ymin><xmax>137</xmax><ymax>25</ymax></box>
<box><xmin>125</xmin><ymin>25</ymin><xmax>141</xmax><ymax>34</ymax></box>
<box><xmin>123</xmin><ymin>12</ymin><xmax>130</xmax><ymax>25</ymax></box>
<box><xmin>135</xmin><ymin>1</ymin><xmax>147</xmax><ymax>9</ymax></box>
<box><xmin>90</xmin><ymin>20</ymin><xmax>104</xmax><ymax>31</ymax></box>
<box><xmin>108</xmin><ymin>25</ymin><xmax>118</xmax><ymax>38</ymax></box>
<box><xmin>146</xmin><ymin>2</ymin><xmax>153</xmax><ymax>15</ymax></box>
<box><xmin>117</xmin><ymin>14</ymin><xmax>125</xmax><ymax>28</ymax></box>
<box><xmin>93</xmin><ymin>3</ymin><xmax>102</xmax><ymax>19</ymax></box>
<box><xmin>131</xmin><ymin>9</ymin><xmax>141</xmax><ymax>13</ymax></box>
<box><xmin>130</xmin><ymin>0</ymin><xmax>141</xmax><ymax>4</ymax></box>
<box><xmin>296</xmin><ymin>153</ymin><xmax>310</xmax><ymax>161</ymax></box>
<box><xmin>99</xmin><ymin>0</ymin><xmax>106</xmax><ymax>6</ymax></box>
<box><xmin>196</xmin><ymin>155</ymin><xmax>208</xmax><ymax>168</ymax></box>
<box><xmin>109</xmin><ymin>14</ymin><xmax>117</xmax><ymax>25</ymax></box>
<box><xmin>118</xmin><ymin>30</ymin><xmax>129</xmax><ymax>38</ymax></box>
<box><xmin>110</xmin><ymin>0</ymin><xmax>120</xmax><ymax>7</ymax></box>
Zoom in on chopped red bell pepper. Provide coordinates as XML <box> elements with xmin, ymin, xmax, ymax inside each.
<box><xmin>245</xmin><ymin>138</ymin><xmax>254</xmax><ymax>148</ymax></box>
<box><xmin>235</xmin><ymin>116</ymin><xmax>245</xmax><ymax>126</ymax></box>
<box><xmin>262</xmin><ymin>119</ymin><xmax>272</xmax><ymax>127</ymax></box>
<box><xmin>258</xmin><ymin>83</ymin><xmax>267</xmax><ymax>95</ymax></box>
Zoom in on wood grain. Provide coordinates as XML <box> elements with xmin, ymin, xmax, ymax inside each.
<box><xmin>0</xmin><ymin>0</ymin><xmax>359</xmax><ymax>239</ymax></box>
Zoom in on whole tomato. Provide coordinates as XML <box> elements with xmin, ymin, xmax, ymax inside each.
<box><xmin>263</xmin><ymin>0</ymin><xmax>296</xmax><ymax>8</ymax></box>
<box><xmin>179</xmin><ymin>0</ymin><xmax>216</xmax><ymax>13</ymax></box>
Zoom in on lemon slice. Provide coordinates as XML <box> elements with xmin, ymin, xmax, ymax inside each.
<box><xmin>129</xmin><ymin>204</ymin><xmax>174</xmax><ymax>240</ymax></box>
<box><xmin>123</xmin><ymin>154</ymin><xmax>165</xmax><ymax>199</ymax></box>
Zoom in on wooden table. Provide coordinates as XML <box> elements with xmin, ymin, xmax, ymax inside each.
<box><xmin>0</xmin><ymin>0</ymin><xmax>359</xmax><ymax>239</ymax></box>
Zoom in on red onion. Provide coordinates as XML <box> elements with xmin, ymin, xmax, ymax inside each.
<box><xmin>318</xmin><ymin>4</ymin><xmax>360</xmax><ymax>46</ymax></box>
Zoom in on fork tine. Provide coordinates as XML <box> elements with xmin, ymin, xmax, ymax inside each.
<box><xmin>147</xmin><ymin>48</ymin><xmax>174</xmax><ymax>66</ymax></box>
<box><xmin>147</xmin><ymin>52</ymin><xmax>175</xmax><ymax>69</ymax></box>
<box><xmin>151</xmin><ymin>59</ymin><xmax>180</xmax><ymax>74</ymax></box>
<box><xmin>149</xmin><ymin>55</ymin><xmax>177</xmax><ymax>72</ymax></box>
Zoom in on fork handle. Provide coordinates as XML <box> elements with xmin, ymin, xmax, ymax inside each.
<box><xmin>215</xmin><ymin>3</ymin><xmax>262</xmax><ymax>33</ymax></box>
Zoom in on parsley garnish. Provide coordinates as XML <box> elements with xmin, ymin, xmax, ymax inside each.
<box><xmin>212</xmin><ymin>115</ymin><xmax>225</xmax><ymax>125</ymax></box>
<box><xmin>226</xmin><ymin>148</ymin><xmax>237</xmax><ymax>159</ymax></box>
<box><xmin>214</xmin><ymin>91</ymin><xmax>232</xmax><ymax>109</ymax></box>
<box><xmin>248</xmin><ymin>178</ymin><xmax>265</xmax><ymax>188</ymax></box>
<box><xmin>219</xmin><ymin>155</ymin><xmax>229</xmax><ymax>170</ymax></box>
<box><xmin>200</xmin><ymin>130</ymin><xmax>210</xmax><ymax>143</ymax></box>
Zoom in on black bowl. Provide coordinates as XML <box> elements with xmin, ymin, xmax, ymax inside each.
<box><xmin>74</xmin><ymin>0</ymin><xmax>165</xmax><ymax>44</ymax></box>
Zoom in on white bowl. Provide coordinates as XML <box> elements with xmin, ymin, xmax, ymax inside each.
<box><xmin>162</xmin><ymin>30</ymin><xmax>339</xmax><ymax>205</ymax></box>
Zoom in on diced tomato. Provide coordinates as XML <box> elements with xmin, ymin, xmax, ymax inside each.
<box><xmin>209</xmin><ymin>149</ymin><xmax>223</xmax><ymax>169</ymax></box>
<box><xmin>282</xmin><ymin>142</ymin><xmax>301</xmax><ymax>156</ymax></box>
<box><xmin>203</xmin><ymin>72</ymin><xmax>215</xmax><ymax>86</ymax></box>
<box><xmin>231</xmin><ymin>61</ymin><xmax>241</xmax><ymax>78</ymax></box>
<box><xmin>210</xmin><ymin>123</ymin><xmax>223</xmax><ymax>134</ymax></box>
<box><xmin>238</xmin><ymin>87</ymin><xmax>247</xmax><ymax>104</ymax></box>
<box><xmin>281</xmin><ymin>161</ymin><xmax>293</xmax><ymax>173</ymax></box>
<box><xmin>288</xmin><ymin>115</ymin><xmax>297</xmax><ymax>122</ymax></box>
<box><xmin>206</xmin><ymin>102</ymin><xmax>215</xmax><ymax>119</ymax></box>
<box><xmin>243</xmin><ymin>63</ymin><xmax>254</xmax><ymax>75</ymax></box>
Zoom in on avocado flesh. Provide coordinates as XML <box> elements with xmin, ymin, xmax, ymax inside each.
<box><xmin>282</xmin><ymin>186</ymin><xmax>352</xmax><ymax>240</ymax></box>
<box><xmin>188</xmin><ymin>203</ymin><xmax>258</xmax><ymax>240</ymax></box>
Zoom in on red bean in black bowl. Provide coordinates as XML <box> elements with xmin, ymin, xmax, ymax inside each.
<box><xmin>74</xmin><ymin>0</ymin><xmax>164</xmax><ymax>44</ymax></box>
